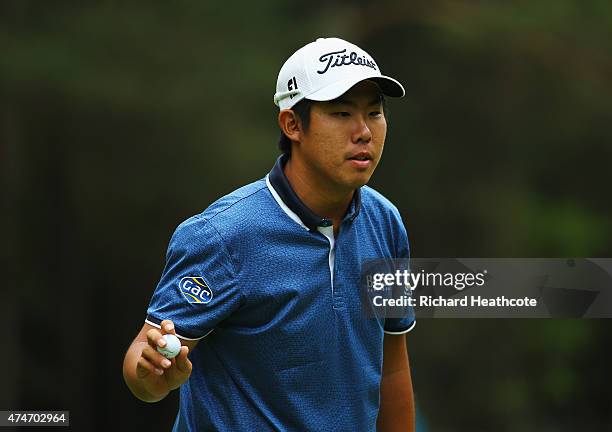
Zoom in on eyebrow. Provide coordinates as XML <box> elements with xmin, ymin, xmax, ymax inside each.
<box><xmin>329</xmin><ymin>96</ymin><xmax>383</xmax><ymax>107</ymax></box>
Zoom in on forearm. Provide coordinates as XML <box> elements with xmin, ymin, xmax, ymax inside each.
<box><xmin>122</xmin><ymin>341</ymin><xmax>170</xmax><ymax>403</ymax></box>
<box><xmin>377</xmin><ymin>334</ymin><xmax>415</xmax><ymax>432</ymax></box>
<box><xmin>377</xmin><ymin>367</ymin><xmax>415</xmax><ymax>432</ymax></box>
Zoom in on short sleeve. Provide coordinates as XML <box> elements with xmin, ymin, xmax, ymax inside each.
<box><xmin>384</xmin><ymin>211</ymin><xmax>416</xmax><ymax>335</ymax></box>
<box><xmin>146</xmin><ymin>216</ymin><xmax>241</xmax><ymax>340</ymax></box>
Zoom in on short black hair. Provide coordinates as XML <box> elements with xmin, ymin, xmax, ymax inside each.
<box><xmin>277</xmin><ymin>93</ymin><xmax>387</xmax><ymax>156</ymax></box>
<box><xmin>278</xmin><ymin>98</ymin><xmax>314</xmax><ymax>156</ymax></box>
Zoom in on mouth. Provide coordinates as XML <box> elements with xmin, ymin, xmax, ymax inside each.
<box><xmin>347</xmin><ymin>151</ymin><xmax>374</xmax><ymax>169</ymax></box>
<box><xmin>347</xmin><ymin>151</ymin><xmax>373</xmax><ymax>162</ymax></box>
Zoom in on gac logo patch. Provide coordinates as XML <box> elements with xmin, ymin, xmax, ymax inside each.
<box><xmin>179</xmin><ymin>276</ymin><xmax>213</xmax><ymax>304</ymax></box>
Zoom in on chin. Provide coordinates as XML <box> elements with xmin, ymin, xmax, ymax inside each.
<box><xmin>331</xmin><ymin>168</ymin><xmax>374</xmax><ymax>191</ymax></box>
<box><xmin>346</xmin><ymin>174</ymin><xmax>372</xmax><ymax>190</ymax></box>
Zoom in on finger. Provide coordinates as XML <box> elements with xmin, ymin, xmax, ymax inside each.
<box><xmin>137</xmin><ymin>356</ymin><xmax>164</xmax><ymax>378</ymax></box>
<box><xmin>146</xmin><ymin>328</ymin><xmax>165</xmax><ymax>349</ymax></box>
<box><xmin>174</xmin><ymin>346</ymin><xmax>192</xmax><ymax>374</ymax></box>
<box><xmin>142</xmin><ymin>344</ymin><xmax>173</xmax><ymax>369</ymax></box>
<box><xmin>160</xmin><ymin>320</ymin><xmax>176</xmax><ymax>336</ymax></box>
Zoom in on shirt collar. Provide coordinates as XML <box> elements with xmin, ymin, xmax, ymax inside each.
<box><xmin>267</xmin><ymin>154</ymin><xmax>362</xmax><ymax>231</ymax></box>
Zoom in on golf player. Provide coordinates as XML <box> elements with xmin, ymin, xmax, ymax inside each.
<box><xmin>123</xmin><ymin>37</ymin><xmax>416</xmax><ymax>432</ymax></box>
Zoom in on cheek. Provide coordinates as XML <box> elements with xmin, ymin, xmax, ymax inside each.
<box><xmin>307</xmin><ymin>115</ymin><xmax>339</xmax><ymax>149</ymax></box>
<box><xmin>376</xmin><ymin>117</ymin><xmax>388</xmax><ymax>135</ymax></box>
<box><xmin>310</xmin><ymin>125</ymin><xmax>347</xmax><ymax>152</ymax></box>
<box><xmin>372</xmin><ymin>123</ymin><xmax>387</xmax><ymax>147</ymax></box>
<box><xmin>302</xmin><ymin>131</ymin><xmax>340</xmax><ymax>169</ymax></box>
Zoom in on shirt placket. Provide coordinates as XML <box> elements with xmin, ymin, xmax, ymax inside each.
<box><xmin>317</xmin><ymin>225</ymin><xmax>335</xmax><ymax>296</ymax></box>
<box><xmin>317</xmin><ymin>225</ymin><xmax>348</xmax><ymax>309</ymax></box>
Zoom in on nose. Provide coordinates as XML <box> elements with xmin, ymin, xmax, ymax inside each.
<box><xmin>351</xmin><ymin>115</ymin><xmax>372</xmax><ymax>144</ymax></box>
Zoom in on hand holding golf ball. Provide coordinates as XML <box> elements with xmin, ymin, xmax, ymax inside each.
<box><xmin>139</xmin><ymin>320</ymin><xmax>192</xmax><ymax>384</ymax></box>
<box><xmin>157</xmin><ymin>334</ymin><xmax>182</xmax><ymax>359</ymax></box>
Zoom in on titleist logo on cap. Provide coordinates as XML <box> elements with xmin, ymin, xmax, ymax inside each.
<box><xmin>317</xmin><ymin>49</ymin><xmax>378</xmax><ymax>74</ymax></box>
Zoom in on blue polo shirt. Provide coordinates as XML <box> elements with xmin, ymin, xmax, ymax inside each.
<box><xmin>146</xmin><ymin>155</ymin><xmax>415</xmax><ymax>431</ymax></box>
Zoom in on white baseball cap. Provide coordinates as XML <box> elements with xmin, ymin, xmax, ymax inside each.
<box><xmin>274</xmin><ymin>37</ymin><xmax>405</xmax><ymax>110</ymax></box>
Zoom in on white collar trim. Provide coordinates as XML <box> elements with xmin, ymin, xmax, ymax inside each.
<box><xmin>266</xmin><ymin>175</ymin><xmax>309</xmax><ymax>231</ymax></box>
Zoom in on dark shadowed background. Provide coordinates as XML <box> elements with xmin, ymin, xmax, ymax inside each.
<box><xmin>2</xmin><ymin>1</ymin><xmax>612</xmax><ymax>431</ymax></box>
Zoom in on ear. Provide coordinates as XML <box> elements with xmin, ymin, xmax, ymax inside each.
<box><xmin>278</xmin><ymin>109</ymin><xmax>302</xmax><ymax>144</ymax></box>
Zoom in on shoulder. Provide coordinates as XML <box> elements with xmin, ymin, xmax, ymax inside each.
<box><xmin>202</xmin><ymin>178</ymin><xmax>270</xmax><ymax>221</ymax></box>
<box><xmin>360</xmin><ymin>185</ymin><xmax>410</xmax><ymax>256</ymax></box>
<box><xmin>360</xmin><ymin>185</ymin><xmax>403</xmax><ymax>222</ymax></box>
<box><xmin>170</xmin><ymin>178</ymin><xmax>270</xmax><ymax>246</ymax></box>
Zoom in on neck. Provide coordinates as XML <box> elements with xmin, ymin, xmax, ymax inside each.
<box><xmin>284</xmin><ymin>156</ymin><xmax>354</xmax><ymax>232</ymax></box>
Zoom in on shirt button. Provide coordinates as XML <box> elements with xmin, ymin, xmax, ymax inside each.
<box><xmin>320</xmin><ymin>219</ymin><xmax>333</xmax><ymax>227</ymax></box>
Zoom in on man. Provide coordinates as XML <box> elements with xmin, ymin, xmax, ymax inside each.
<box><xmin>123</xmin><ymin>37</ymin><xmax>416</xmax><ymax>431</ymax></box>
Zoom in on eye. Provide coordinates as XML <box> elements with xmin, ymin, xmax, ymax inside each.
<box><xmin>369</xmin><ymin>111</ymin><xmax>382</xmax><ymax>118</ymax></box>
<box><xmin>333</xmin><ymin>111</ymin><xmax>351</xmax><ymax>117</ymax></box>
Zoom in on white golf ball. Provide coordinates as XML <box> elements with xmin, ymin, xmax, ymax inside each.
<box><xmin>157</xmin><ymin>334</ymin><xmax>181</xmax><ymax>359</ymax></box>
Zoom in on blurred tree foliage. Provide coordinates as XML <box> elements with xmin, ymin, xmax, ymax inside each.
<box><xmin>2</xmin><ymin>1</ymin><xmax>611</xmax><ymax>430</ymax></box>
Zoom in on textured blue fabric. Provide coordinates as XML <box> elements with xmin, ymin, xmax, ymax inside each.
<box><xmin>147</xmin><ymin>163</ymin><xmax>414</xmax><ymax>431</ymax></box>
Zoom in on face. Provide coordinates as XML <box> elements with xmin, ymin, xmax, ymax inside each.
<box><xmin>293</xmin><ymin>80</ymin><xmax>387</xmax><ymax>194</ymax></box>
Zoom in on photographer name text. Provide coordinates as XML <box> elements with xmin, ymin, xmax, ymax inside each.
<box><xmin>373</xmin><ymin>295</ymin><xmax>538</xmax><ymax>308</ymax></box>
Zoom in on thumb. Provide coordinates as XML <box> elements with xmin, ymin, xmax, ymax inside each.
<box><xmin>175</xmin><ymin>346</ymin><xmax>192</xmax><ymax>374</ymax></box>
<box><xmin>160</xmin><ymin>319</ymin><xmax>176</xmax><ymax>336</ymax></box>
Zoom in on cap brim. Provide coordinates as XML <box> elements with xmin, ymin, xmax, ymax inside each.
<box><xmin>305</xmin><ymin>74</ymin><xmax>405</xmax><ymax>102</ymax></box>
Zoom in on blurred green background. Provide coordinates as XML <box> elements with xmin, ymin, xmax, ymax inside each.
<box><xmin>2</xmin><ymin>1</ymin><xmax>611</xmax><ymax>430</ymax></box>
